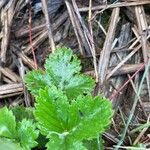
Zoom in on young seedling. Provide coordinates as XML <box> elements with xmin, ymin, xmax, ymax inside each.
<box><xmin>24</xmin><ymin>47</ymin><xmax>113</xmax><ymax>150</ymax></box>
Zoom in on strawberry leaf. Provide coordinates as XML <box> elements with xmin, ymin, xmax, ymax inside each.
<box><xmin>24</xmin><ymin>70</ymin><xmax>47</xmax><ymax>96</ymax></box>
<box><xmin>0</xmin><ymin>107</ymin><xmax>16</xmax><ymax>139</ymax></box>
<box><xmin>45</xmin><ymin>47</ymin><xmax>81</xmax><ymax>88</ymax></box>
<box><xmin>35</xmin><ymin>86</ymin><xmax>68</xmax><ymax>135</ymax></box>
<box><xmin>69</xmin><ymin>95</ymin><xmax>113</xmax><ymax>140</ymax></box>
<box><xmin>34</xmin><ymin>86</ymin><xmax>113</xmax><ymax>149</ymax></box>
<box><xmin>0</xmin><ymin>107</ymin><xmax>39</xmax><ymax>150</ymax></box>
<box><xmin>25</xmin><ymin>47</ymin><xmax>95</xmax><ymax>99</ymax></box>
<box><xmin>17</xmin><ymin>119</ymin><xmax>39</xmax><ymax>150</ymax></box>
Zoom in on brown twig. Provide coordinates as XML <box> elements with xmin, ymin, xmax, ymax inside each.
<box><xmin>41</xmin><ymin>0</ymin><xmax>55</xmax><ymax>52</ymax></box>
<box><xmin>98</xmin><ymin>8</ymin><xmax>120</xmax><ymax>84</ymax></box>
<box><xmin>29</xmin><ymin>2</ymin><xmax>38</xmax><ymax>69</ymax></box>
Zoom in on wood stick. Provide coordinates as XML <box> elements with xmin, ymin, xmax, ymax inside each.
<box><xmin>87</xmin><ymin>0</ymin><xmax>98</xmax><ymax>82</ymax></box>
<box><xmin>2</xmin><ymin>76</ymin><xmax>14</xmax><ymax>84</ymax></box>
<box><xmin>18</xmin><ymin>52</ymin><xmax>36</xmax><ymax>69</ymax></box>
<box><xmin>17</xmin><ymin>58</ymin><xmax>31</xmax><ymax>106</ymax></box>
<box><xmin>109</xmin><ymin>63</ymin><xmax>144</xmax><ymax>76</ymax></box>
<box><xmin>0</xmin><ymin>0</ymin><xmax>17</xmax><ymax>64</ymax></box>
<box><xmin>0</xmin><ymin>0</ymin><xmax>8</xmax><ymax>10</ymax></box>
<box><xmin>0</xmin><ymin>67</ymin><xmax>21</xmax><ymax>82</ymax></box>
<box><xmin>15</xmin><ymin>24</ymin><xmax>45</xmax><ymax>38</ymax></box>
<box><xmin>0</xmin><ymin>92</ymin><xmax>23</xmax><ymax>99</ymax></box>
<box><xmin>71</xmin><ymin>0</ymin><xmax>98</xmax><ymax>80</ymax></box>
<box><xmin>135</xmin><ymin>6</ymin><xmax>150</xmax><ymax>100</ymax></box>
<box><xmin>86</xmin><ymin>63</ymin><xmax>144</xmax><ymax>78</ymax></box>
<box><xmin>98</xmin><ymin>8</ymin><xmax>120</xmax><ymax>84</ymax></box>
<box><xmin>0</xmin><ymin>83</ymin><xmax>23</xmax><ymax>99</ymax></box>
<box><xmin>14</xmin><ymin>51</ymin><xmax>36</xmax><ymax>70</ymax></box>
<box><xmin>41</xmin><ymin>0</ymin><xmax>55</xmax><ymax>52</ymax></box>
<box><xmin>65</xmin><ymin>0</ymin><xmax>84</xmax><ymax>55</ymax></box>
<box><xmin>106</xmin><ymin>44</ymin><xmax>141</xmax><ymax>79</ymax></box>
<box><xmin>79</xmin><ymin>1</ymin><xmax>150</xmax><ymax>12</ymax></box>
<box><xmin>12</xmin><ymin>45</ymin><xmax>37</xmax><ymax>69</ymax></box>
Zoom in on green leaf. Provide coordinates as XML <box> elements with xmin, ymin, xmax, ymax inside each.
<box><xmin>64</xmin><ymin>75</ymin><xmax>95</xmax><ymax>99</ymax></box>
<box><xmin>0</xmin><ymin>138</ymin><xmax>23</xmax><ymax>150</ymax></box>
<box><xmin>25</xmin><ymin>47</ymin><xmax>95</xmax><ymax>99</ymax></box>
<box><xmin>45</xmin><ymin>47</ymin><xmax>81</xmax><ymax>87</ymax></box>
<box><xmin>45</xmin><ymin>47</ymin><xmax>95</xmax><ymax>99</ymax></box>
<box><xmin>70</xmin><ymin>95</ymin><xmax>113</xmax><ymax>141</ymax></box>
<box><xmin>17</xmin><ymin>119</ymin><xmax>39</xmax><ymax>150</ymax></box>
<box><xmin>0</xmin><ymin>107</ymin><xmax>39</xmax><ymax>150</ymax></box>
<box><xmin>35</xmin><ymin>86</ymin><xmax>113</xmax><ymax>149</ymax></box>
<box><xmin>46</xmin><ymin>135</ymin><xmax>87</xmax><ymax>150</ymax></box>
<box><xmin>35</xmin><ymin>86</ymin><xmax>68</xmax><ymax>135</ymax></box>
<box><xmin>0</xmin><ymin>107</ymin><xmax>16</xmax><ymax>139</ymax></box>
<box><xmin>24</xmin><ymin>70</ymin><xmax>47</xmax><ymax>96</ymax></box>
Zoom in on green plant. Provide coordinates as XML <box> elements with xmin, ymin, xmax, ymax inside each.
<box><xmin>0</xmin><ymin>107</ymin><xmax>39</xmax><ymax>150</ymax></box>
<box><xmin>25</xmin><ymin>47</ymin><xmax>95</xmax><ymax>99</ymax></box>
<box><xmin>25</xmin><ymin>47</ymin><xmax>113</xmax><ymax>150</ymax></box>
